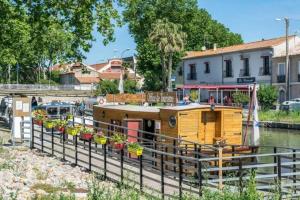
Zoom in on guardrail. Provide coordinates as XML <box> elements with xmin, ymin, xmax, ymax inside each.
<box><xmin>30</xmin><ymin>116</ymin><xmax>300</xmax><ymax>199</ymax></box>
<box><xmin>0</xmin><ymin>84</ymin><xmax>95</xmax><ymax>91</ymax></box>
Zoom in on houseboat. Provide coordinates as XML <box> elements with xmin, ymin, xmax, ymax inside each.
<box><xmin>93</xmin><ymin>104</ymin><xmax>243</xmax><ymax>146</ymax></box>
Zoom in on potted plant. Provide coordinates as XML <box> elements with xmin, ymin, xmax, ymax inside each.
<box><xmin>54</xmin><ymin>119</ymin><xmax>68</xmax><ymax>133</ymax></box>
<box><xmin>43</xmin><ymin>119</ymin><xmax>55</xmax><ymax>129</ymax></box>
<box><xmin>111</xmin><ymin>133</ymin><xmax>126</xmax><ymax>150</ymax></box>
<box><xmin>66</xmin><ymin>125</ymin><xmax>81</xmax><ymax>136</ymax></box>
<box><xmin>66</xmin><ymin>112</ymin><xmax>74</xmax><ymax>121</ymax></box>
<box><xmin>32</xmin><ymin>110</ymin><xmax>47</xmax><ymax>126</ymax></box>
<box><xmin>94</xmin><ymin>131</ymin><xmax>107</xmax><ymax>145</ymax></box>
<box><xmin>127</xmin><ymin>142</ymin><xmax>144</xmax><ymax>156</ymax></box>
<box><xmin>80</xmin><ymin>127</ymin><xmax>94</xmax><ymax>140</ymax></box>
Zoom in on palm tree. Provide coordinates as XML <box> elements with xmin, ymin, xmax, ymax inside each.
<box><xmin>149</xmin><ymin>19</ymin><xmax>186</xmax><ymax>91</ymax></box>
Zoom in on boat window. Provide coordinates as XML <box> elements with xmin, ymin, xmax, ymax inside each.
<box><xmin>60</xmin><ymin>107</ymin><xmax>70</xmax><ymax>115</ymax></box>
<box><xmin>47</xmin><ymin>107</ymin><xmax>58</xmax><ymax>115</ymax></box>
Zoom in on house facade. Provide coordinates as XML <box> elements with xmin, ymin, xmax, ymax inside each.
<box><xmin>272</xmin><ymin>52</ymin><xmax>300</xmax><ymax>102</ymax></box>
<box><xmin>176</xmin><ymin>36</ymin><xmax>300</xmax><ymax>101</ymax></box>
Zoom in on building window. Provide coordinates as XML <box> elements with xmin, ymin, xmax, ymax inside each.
<box><xmin>225</xmin><ymin>60</ymin><xmax>233</xmax><ymax>77</ymax></box>
<box><xmin>187</xmin><ymin>64</ymin><xmax>197</xmax><ymax>80</ymax></box>
<box><xmin>262</xmin><ymin>56</ymin><xmax>270</xmax><ymax>75</ymax></box>
<box><xmin>178</xmin><ymin>67</ymin><xmax>183</xmax><ymax>76</ymax></box>
<box><xmin>277</xmin><ymin>63</ymin><xmax>286</xmax><ymax>83</ymax></box>
<box><xmin>204</xmin><ymin>62</ymin><xmax>210</xmax><ymax>73</ymax></box>
<box><xmin>243</xmin><ymin>58</ymin><xmax>250</xmax><ymax>76</ymax></box>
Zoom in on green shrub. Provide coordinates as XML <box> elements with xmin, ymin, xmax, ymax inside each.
<box><xmin>190</xmin><ymin>90</ymin><xmax>199</xmax><ymax>102</ymax></box>
<box><xmin>233</xmin><ymin>91</ymin><xmax>249</xmax><ymax>106</ymax></box>
<box><xmin>257</xmin><ymin>85</ymin><xmax>278</xmax><ymax>111</ymax></box>
<box><xmin>96</xmin><ymin>80</ymin><xmax>119</xmax><ymax>95</ymax></box>
<box><xmin>124</xmin><ymin>79</ymin><xmax>137</xmax><ymax>94</ymax></box>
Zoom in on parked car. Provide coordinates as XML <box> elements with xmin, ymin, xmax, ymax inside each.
<box><xmin>280</xmin><ymin>100</ymin><xmax>300</xmax><ymax>112</ymax></box>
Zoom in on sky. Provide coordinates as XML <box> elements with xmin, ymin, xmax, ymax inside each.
<box><xmin>84</xmin><ymin>0</ymin><xmax>300</xmax><ymax>65</ymax></box>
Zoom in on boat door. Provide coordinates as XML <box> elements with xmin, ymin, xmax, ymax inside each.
<box><xmin>202</xmin><ymin>111</ymin><xmax>217</xmax><ymax>144</ymax></box>
<box><xmin>178</xmin><ymin>111</ymin><xmax>199</xmax><ymax>142</ymax></box>
<box><xmin>124</xmin><ymin>119</ymin><xmax>142</xmax><ymax>143</ymax></box>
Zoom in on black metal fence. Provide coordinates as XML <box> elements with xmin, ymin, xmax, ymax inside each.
<box><xmin>30</xmin><ymin>116</ymin><xmax>300</xmax><ymax>199</ymax></box>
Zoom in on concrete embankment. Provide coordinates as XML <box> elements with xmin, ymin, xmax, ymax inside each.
<box><xmin>243</xmin><ymin>120</ymin><xmax>300</xmax><ymax>130</ymax></box>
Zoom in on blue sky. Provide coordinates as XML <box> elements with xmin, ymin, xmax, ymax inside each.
<box><xmin>84</xmin><ymin>0</ymin><xmax>300</xmax><ymax>64</ymax></box>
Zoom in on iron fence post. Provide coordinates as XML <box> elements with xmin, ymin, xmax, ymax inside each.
<box><xmin>103</xmin><ymin>143</ymin><xmax>107</xmax><ymax>179</ymax></box>
<box><xmin>274</xmin><ymin>147</ymin><xmax>277</xmax><ymax>174</ymax></box>
<box><xmin>139</xmin><ymin>155</ymin><xmax>143</xmax><ymax>192</ymax></box>
<box><xmin>293</xmin><ymin>149</ymin><xmax>297</xmax><ymax>193</ymax></box>
<box><xmin>160</xmin><ymin>154</ymin><xmax>164</xmax><ymax>199</ymax></box>
<box><xmin>277</xmin><ymin>155</ymin><xmax>282</xmax><ymax>200</ymax></box>
<box><xmin>179</xmin><ymin>150</ymin><xmax>183</xmax><ymax>199</ymax></box>
<box><xmin>51</xmin><ymin>127</ymin><xmax>54</xmax><ymax>156</ymax></box>
<box><xmin>75</xmin><ymin>135</ymin><xmax>78</xmax><ymax>166</ymax></box>
<box><xmin>89</xmin><ymin>139</ymin><xmax>92</xmax><ymax>171</ymax></box>
<box><xmin>173</xmin><ymin>139</ymin><xmax>176</xmax><ymax>173</ymax></box>
<box><xmin>62</xmin><ymin>129</ymin><xmax>66</xmax><ymax>161</ymax></box>
<box><xmin>165</xmin><ymin>147</ymin><xmax>168</xmax><ymax>170</ymax></box>
<box><xmin>41</xmin><ymin>123</ymin><xmax>44</xmax><ymax>152</ymax></box>
<box><xmin>121</xmin><ymin>149</ymin><xmax>124</xmax><ymax>184</ymax></box>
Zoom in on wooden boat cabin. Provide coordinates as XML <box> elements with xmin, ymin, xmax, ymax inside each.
<box><xmin>93</xmin><ymin>104</ymin><xmax>243</xmax><ymax>146</ymax></box>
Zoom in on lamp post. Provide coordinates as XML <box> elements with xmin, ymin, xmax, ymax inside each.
<box><xmin>276</xmin><ymin>17</ymin><xmax>290</xmax><ymax>100</ymax></box>
<box><xmin>119</xmin><ymin>48</ymin><xmax>130</xmax><ymax>94</ymax></box>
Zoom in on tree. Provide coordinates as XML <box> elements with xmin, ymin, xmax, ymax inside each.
<box><xmin>124</xmin><ymin>80</ymin><xmax>137</xmax><ymax>94</ymax></box>
<box><xmin>96</xmin><ymin>80</ymin><xmax>119</xmax><ymax>95</ymax></box>
<box><xmin>0</xmin><ymin>0</ymin><xmax>122</xmax><ymax>84</ymax></box>
<box><xmin>257</xmin><ymin>85</ymin><xmax>278</xmax><ymax>111</ymax></box>
<box><xmin>120</xmin><ymin>0</ymin><xmax>243</xmax><ymax>91</ymax></box>
<box><xmin>233</xmin><ymin>92</ymin><xmax>249</xmax><ymax>106</ymax></box>
<box><xmin>149</xmin><ymin>19</ymin><xmax>186</xmax><ymax>91</ymax></box>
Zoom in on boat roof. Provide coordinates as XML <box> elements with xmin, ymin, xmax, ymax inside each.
<box><xmin>96</xmin><ymin>103</ymin><xmax>240</xmax><ymax>112</ymax></box>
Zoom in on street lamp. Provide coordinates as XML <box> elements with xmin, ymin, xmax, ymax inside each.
<box><xmin>120</xmin><ymin>48</ymin><xmax>130</xmax><ymax>59</ymax></box>
<box><xmin>276</xmin><ymin>17</ymin><xmax>290</xmax><ymax>100</ymax></box>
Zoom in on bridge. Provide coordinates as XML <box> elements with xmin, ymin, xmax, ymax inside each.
<box><xmin>0</xmin><ymin>84</ymin><xmax>93</xmax><ymax>97</ymax></box>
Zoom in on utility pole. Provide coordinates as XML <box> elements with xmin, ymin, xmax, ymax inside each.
<box><xmin>285</xmin><ymin>17</ymin><xmax>290</xmax><ymax>101</ymax></box>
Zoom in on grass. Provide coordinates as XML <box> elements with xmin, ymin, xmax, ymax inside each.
<box><xmin>33</xmin><ymin>167</ymin><xmax>49</xmax><ymax>180</ymax></box>
<box><xmin>259</xmin><ymin>110</ymin><xmax>300</xmax><ymax>123</ymax></box>
<box><xmin>33</xmin><ymin>193</ymin><xmax>75</xmax><ymax>200</ymax></box>
<box><xmin>31</xmin><ymin>183</ymin><xmax>61</xmax><ymax>194</ymax></box>
<box><xmin>60</xmin><ymin>181</ymin><xmax>76</xmax><ymax>192</ymax></box>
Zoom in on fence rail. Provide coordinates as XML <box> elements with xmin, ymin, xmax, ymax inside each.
<box><xmin>30</xmin><ymin>116</ymin><xmax>300</xmax><ymax>199</ymax></box>
<box><xmin>0</xmin><ymin>84</ymin><xmax>95</xmax><ymax>91</ymax></box>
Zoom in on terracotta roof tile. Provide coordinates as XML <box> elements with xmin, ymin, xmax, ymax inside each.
<box><xmin>99</xmin><ymin>72</ymin><xmax>121</xmax><ymax>80</ymax></box>
<box><xmin>90</xmin><ymin>63</ymin><xmax>108</xmax><ymax>71</ymax></box>
<box><xmin>184</xmin><ymin>36</ymin><xmax>294</xmax><ymax>59</ymax></box>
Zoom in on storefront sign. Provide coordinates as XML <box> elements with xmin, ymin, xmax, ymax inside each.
<box><xmin>106</xmin><ymin>93</ymin><xmax>145</xmax><ymax>103</ymax></box>
<box><xmin>237</xmin><ymin>77</ymin><xmax>256</xmax><ymax>84</ymax></box>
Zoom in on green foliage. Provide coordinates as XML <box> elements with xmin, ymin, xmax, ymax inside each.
<box><xmin>96</xmin><ymin>80</ymin><xmax>119</xmax><ymax>95</ymax></box>
<box><xmin>111</xmin><ymin>133</ymin><xmax>126</xmax><ymax>144</ymax></box>
<box><xmin>257</xmin><ymin>85</ymin><xmax>278</xmax><ymax>110</ymax></box>
<box><xmin>120</xmin><ymin>0</ymin><xmax>243</xmax><ymax>91</ymax></box>
<box><xmin>149</xmin><ymin>18</ymin><xmax>186</xmax><ymax>91</ymax></box>
<box><xmin>33</xmin><ymin>193</ymin><xmax>75</xmax><ymax>200</ymax></box>
<box><xmin>233</xmin><ymin>92</ymin><xmax>249</xmax><ymax>106</ymax></box>
<box><xmin>259</xmin><ymin>110</ymin><xmax>300</xmax><ymax>123</ymax></box>
<box><xmin>0</xmin><ymin>1</ymin><xmax>122</xmax><ymax>84</ymax></box>
<box><xmin>190</xmin><ymin>90</ymin><xmax>199</xmax><ymax>102</ymax></box>
<box><xmin>124</xmin><ymin>79</ymin><xmax>137</xmax><ymax>94</ymax></box>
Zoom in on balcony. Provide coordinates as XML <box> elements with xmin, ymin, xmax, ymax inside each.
<box><xmin>187</xmin><ymin>73</ymin><xmax>197</xmax><ymax>80</ymax></box>
<box><xmin>259</xmin><ymin>66</ymin><xmax>270</xmax><ymax>76</ymax></box>
<box><xmin>277</xmin><ymin>75</ymin><xmax>286</xmax><ymax>83</ymax></box>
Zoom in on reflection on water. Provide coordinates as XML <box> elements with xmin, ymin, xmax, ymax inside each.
<box><xmin>258</xmin><ymin>127</ymin><xmax>300</xmax><ymax>149</ymax></box>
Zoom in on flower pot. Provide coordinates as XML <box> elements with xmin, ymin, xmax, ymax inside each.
<box><xmin>81</xmin><ymin>133</ymin><xmax>93</xmax><ymax>140</ymax></box>
<box><xmin>128</xmin><ymin>148</ymin><xmax>143</xmax><ymax>156</ymax></box>
<box><xmin>113</xmin><ymin>143</ymin><xmax>125</xmax><ymax>150</ymax></box>
<box><xmin>34</xmin><ymin>120</ymin><xmax>43</xmax><ymax>126</ymax></box>
<box><xmin>44</xmin><ymin>121</ymin><xmax>54</xmax><ymax>129</ymax></box>
<box><xmin>94</xmin><ymin>136</ymin><xmax>107</xmax><ymax>145</ymax></box>
<box><xmin>57</xmin><ymin>127</ymin><xmax>65</xmax><ymax>133</ymax></box>
<box><xmin>67</xmin><ymin>127</ymin><xmax>79</xmax><ymax>136</ymax></box>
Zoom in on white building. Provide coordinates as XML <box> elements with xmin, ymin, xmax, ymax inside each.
<box><xmin>177</xmin><ymin>36</ymin><xmax>300</xmax><ymax>102</ymax></box>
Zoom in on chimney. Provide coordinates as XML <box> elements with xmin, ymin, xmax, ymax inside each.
<box><xmin>213</xmin><ymin>43</ymin><xmax>217</xmax><ymax>51</ymax></box>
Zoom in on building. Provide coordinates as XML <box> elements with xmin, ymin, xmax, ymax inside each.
<box><xmin>272</xmin><ymin>46</ymin><xmax>300</xmax><ymax>102</ymax></box>
<box><xmin>177</xmin><ymin>36</ymin><xmax>300</xmax><ymax>102</ymax></box>
<box><xmin>54</xmin><ymin>58</ymin><xmax>143</xmax><ymax>90</ymax></box>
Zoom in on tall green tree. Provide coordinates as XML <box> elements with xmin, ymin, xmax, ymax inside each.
<box><xmin>0</xmin><ymin>0</ymin><xmax>122</xmax><ymax>84</ymax></box>
<box><xmin>149</xmin><ymin>19</ymin><xmax>186</xmax><ymax>91</ymax></box>
<box><xmin>120</xmin><ymin>0</ymin><xmax>243</xmax><ymax>91</ymax></box>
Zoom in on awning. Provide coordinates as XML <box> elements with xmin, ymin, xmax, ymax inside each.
<box><xmin>177</xmin><ymin>84</ymin><xmax>251</xmax><ymax>90</ymax></box>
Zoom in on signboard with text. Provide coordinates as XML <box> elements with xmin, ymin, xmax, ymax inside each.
<box><xmin>146</xmin><ymin>92</ymin><xmax>177</xmax><ymax>104</ymax></box>
<box><xmin>237</xmin><ymin>77</ymin><xmax>256</xmax><ymax>84</ymax></box>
